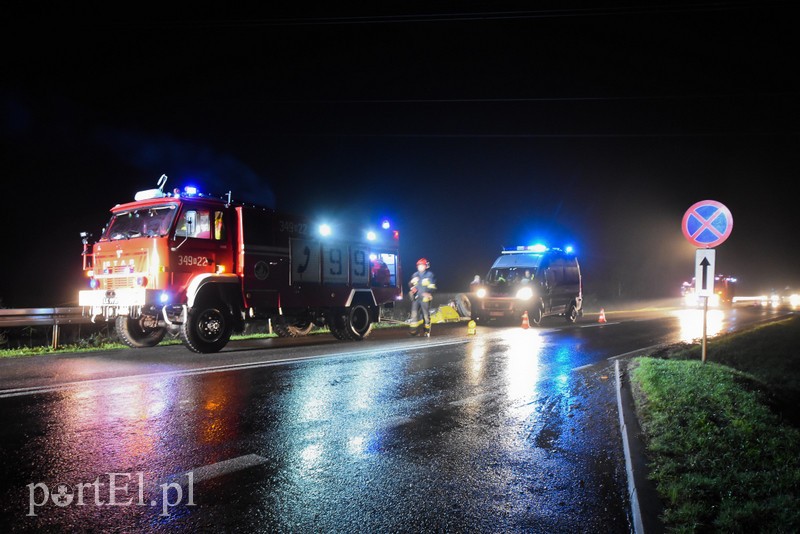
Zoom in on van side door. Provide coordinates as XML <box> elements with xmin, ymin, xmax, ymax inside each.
<box><xmin>547</xmin><ymin>258</ymin><xmax>568</xmax><ymax>314</ymax></box>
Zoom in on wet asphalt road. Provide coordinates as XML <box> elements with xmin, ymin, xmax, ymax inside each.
<box><xmin>0</xmin><ymin>303</ymin><xmax>789</xmax><ymax>533</ymax></box>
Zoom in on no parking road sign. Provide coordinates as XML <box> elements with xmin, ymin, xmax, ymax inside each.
<box><xmin>682</xmin><ymin>199</ymin><xmax>733</xmax><ymax>364</ymax></box>
<box><xmin>682</xmin><ymin>200</ymin><xmax>733</xmax><ymax>248</ymax></box>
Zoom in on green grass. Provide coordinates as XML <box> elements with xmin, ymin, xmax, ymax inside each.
<box><xmin>0</xmin><ymin>321</ymin><xmax>410</xmax><ymax>358</ymax></box>
<box><xmin>650</xmin><ymin>316</ymin><xmax>800</xmax><ymax>409</ymax></box>
<box><xmin>629</xmin><ymin>315</ymin><xmax>800</xmax><ymax>532</ymax></box>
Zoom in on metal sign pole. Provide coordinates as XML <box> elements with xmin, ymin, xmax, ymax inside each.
<box><xmin>702</xmin><ymin>295</ymin><xmax>708</xmax><ymax>363</ymax></box>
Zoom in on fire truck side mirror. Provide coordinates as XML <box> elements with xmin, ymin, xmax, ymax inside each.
<box><xmin>185</xmin><ymin>211</ymin><xmax>197</xmax><ymax>236</ymax></box>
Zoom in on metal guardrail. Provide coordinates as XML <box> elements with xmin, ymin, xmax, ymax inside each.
<box><xmin>0</xmin><ymin>308</ymin><xmax>97</xmax><ymax>349</ymax></box>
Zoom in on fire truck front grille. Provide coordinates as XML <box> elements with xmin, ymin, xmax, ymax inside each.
<box><xmin>101</xmin><ymin>276</ymin><xmax>136</xmax><ymax>290</ymax></box>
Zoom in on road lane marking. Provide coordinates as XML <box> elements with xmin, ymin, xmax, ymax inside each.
<box><xmin>448</xmin><ymin>391</ymin><xmax>498</xmax><ymax>406</ymax></box>
<box><xmin>607</xmin><ymin>344</ymin><xmax>665</xmax><ymax>361</ymax></box>
<box><xmin>571</xmin><ymin>363</ymin><xmax>595</xmax><ymax>371</ymax></box>
<box><xmin>162</xmin><ymin>454</ymin><xmax>268</xmax><ymax>486</ymax></box>
<box><xmin>0</xmin><ymin>338</ymin><xmax>470</xmax><ymax>399</ymax></box>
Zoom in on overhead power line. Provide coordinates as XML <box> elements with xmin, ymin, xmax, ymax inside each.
<box><xmin>38</xmin><ymin>1</ymin><xmax>796</xmax><ymax>30</ymax></box>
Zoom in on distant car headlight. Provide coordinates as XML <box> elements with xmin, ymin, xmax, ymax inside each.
<box><xmin>476</xmin><ymin>288</ymin><xmax>487</xmax><ymax>298</ymax></box>
<box><xmin>516</xmin><ymin>287</ymin><xmax>533</xmax><ymax>300</ymax></box>
<box><xmin>789</xmin><ymin>294</ymin><xmax>800</xmax><ymax>308</ymax></box>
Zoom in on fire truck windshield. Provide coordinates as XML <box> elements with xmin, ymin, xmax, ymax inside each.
<box><xmin>103</xmin><ymin>205</ymin><xmax>177</xmax><ymax>241</ymax></box>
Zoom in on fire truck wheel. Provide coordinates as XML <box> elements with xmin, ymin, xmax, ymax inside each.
<box><xmin>115</xmin><ymin>315</ymin><xmax>167</xmax><ymax>348</ymax></box>
<box><xmin>331</xmin><ymin>304</ymin><xmax>374</xmax><ymax>340</ymax></box>
<box><xmin>330</xmin><ymin>324</ymin><xmax>350</xmax><ymax>340</ymax></box>
<box><xmin>565</xmin><ymin>302</ymin><xmax>579</xmax><ymax>323</ymax></box>
<box><xmin>180</xmin><ymin>299</ymin><xmax>233</xmax><ymax>353</ymax></box>
<box><xmin>346</xmin><ymin>304</ymin><xmax>374</xmax><ymax>340</ymax></box>
<box><xmin>273</xmin><ymin>319</ymin><xmax>315</xmax><ymax>338</ymax></box>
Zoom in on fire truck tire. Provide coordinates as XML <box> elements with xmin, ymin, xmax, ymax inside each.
<box><xmin>350</xmin><ymin>304</ymin><xmax>374</xmax><ymax>340</ymax></box>
<box><xmin>180</xmin><ymin>299</ymin><xmax>233</xmax><ymax>353</ymax></box>
<box><xmin>273</xmin><ymin>319</ymin><xmax>315</xmax><ymax>338</ymax></box>
<box><xmin>331</xmin><ymin>304</ymin><xmax>374</xmax><ymax>340</ymax></box>
<box><xmin>329</xmin><ymin>324</ymin><xmax>350</xmax><ymax>340</ymax></box>
<box><xmin>565</xmin><ymin>302</ymin><xmax>579</xmax><ymax>324</ymax></box>
<box><xmin>115</xmin><ymin>315</ymin><xmax>167</xmax><ymax>348</ymax></box>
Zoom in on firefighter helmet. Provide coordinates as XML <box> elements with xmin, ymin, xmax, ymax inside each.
<box><xmin>416</xmin><ymin>258</ymin><xmax>430</xmax><ymax>268</ymax></box>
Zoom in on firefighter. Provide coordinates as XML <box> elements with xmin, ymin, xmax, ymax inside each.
<box><xmin>409</xmin><ymin>258</ymin><xmax>437</xmax><ymax>337</ymax></box>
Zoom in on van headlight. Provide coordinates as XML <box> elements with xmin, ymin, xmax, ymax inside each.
<box><xmin>516</xmin><ymin>287</ymin><xmax>533</xmax><ymax>300</ymax></box>
<box><xmin>476</xmin><ymin>288</ymin><xmax>487</xmax><ymax>298</ymax></box>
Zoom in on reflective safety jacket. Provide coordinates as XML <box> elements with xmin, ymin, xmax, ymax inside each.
<box><xmin>409</xmin><ymin>270</ymin><xmax>437</xmax><ymax>301</ymax></box>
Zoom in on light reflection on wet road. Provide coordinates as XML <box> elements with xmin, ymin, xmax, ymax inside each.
<box><xmin>0</xmin><ymin>305</ymin><xmax>787</xmax><ymax>532</ymax></box>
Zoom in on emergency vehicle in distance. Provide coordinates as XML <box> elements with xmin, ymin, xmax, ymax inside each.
<box><xmin>470</xmin><ymin>245</ymin><xmax>583</xmax><ymax>325</ymax></box>
<box><xmin>680</xmin><ymin>274</ymin><xmax>737</xmax><ymax>308</ymax></box>
<box><xmin>78</xmin><ymin>175</ymin><xmax>402</xmax><ymax>353</ymax></box>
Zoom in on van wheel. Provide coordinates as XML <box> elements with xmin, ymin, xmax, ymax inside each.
<box><xmin>180</xmin><ymin>298</ymin><xmax>233</xmax><ymax>353</ymax></box>
<box><xmin>566</xmin><ymin>303</ymin><xmax>578</xmax><ymax>324</ymax></box>
<box><xmin>530</xmin><ymin>304</ymin><xmax>543</xmax><ymax>326</ymax></box>
<box><xmin>115</xmin><ymin>315</ymin><xmax>166</xmax><ymax>348</ymax></box>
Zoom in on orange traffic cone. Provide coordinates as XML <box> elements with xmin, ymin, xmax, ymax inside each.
<box><xmin>598</xmin><ymin>308</ymin><xmax>607</xmax><ymax>323</ymax></box>
<box><xmin>521</xmin><ymin>311</ymin><xmax>530</xmax><ymax>329</ymax></box>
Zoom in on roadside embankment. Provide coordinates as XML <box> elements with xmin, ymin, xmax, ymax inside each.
<box><xmin>627</xmin><ymin>315</ymin><xmax>800</xmax><ymax>532</ymax></box>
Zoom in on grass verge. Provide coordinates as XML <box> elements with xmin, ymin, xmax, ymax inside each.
<box><xmin>629</xmin><ymin>316</ymin><xmax>800</xmax><ymax>532</ymax></box>
<box><xmin>0</xmin><ymin>322</ymin><xmax>410</xmax><ymax>358</ymax></box>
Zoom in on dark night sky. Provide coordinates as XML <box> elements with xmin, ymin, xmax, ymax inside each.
<box><xmin>2</xmin><ymin>2</ymin><xmax>798</xmax><ymax>308</ymax></box>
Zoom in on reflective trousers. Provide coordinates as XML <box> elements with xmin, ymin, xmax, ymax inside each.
<box><xmin>410</xmin><ymin>298</ymin><xmax>431</xmax><ymax>331</ymax></box>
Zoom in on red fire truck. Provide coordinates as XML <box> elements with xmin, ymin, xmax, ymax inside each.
<box><xmin>79</xmin><ymin>176</ymin><xmax>402</xmax><ymax>353</ymax></box>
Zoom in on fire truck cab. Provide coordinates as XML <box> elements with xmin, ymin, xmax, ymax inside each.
<box><xmin>79</xmin><ymin>177</ymin><xmax>402</xmax><ymax>353</ymax></box>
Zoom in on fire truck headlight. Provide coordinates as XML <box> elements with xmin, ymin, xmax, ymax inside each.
<box><xmin>476</xmin><ymin>288</ymin><xmax>487</xmax><ymax>298</ymax></box>
<box><xmin>516</xmin><ymin>287</ymin><xmax>533</xmax><ymax>300</ymax></box>
<box><xmin>366</xmin><ymin>231</ymin><xmax>377</xmax><ymax>241</ymax></box>
<box><xmin>709</xmin><ymin>294</ymin><xmax>721</xmax><ymax>307</ymax></box>
<box><xmin>159</xmin><ymin>292</ymin><xmax>170</xmax><ymax>304</ymax></box>
<box><xmin>319</xmin><ymin>224</ymin><xmax>332</xmax><ymax>237</ymax></box>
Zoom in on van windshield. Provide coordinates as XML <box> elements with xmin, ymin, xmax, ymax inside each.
<box><xmin>487</xmin><ymin>267</ymin><xmax>537</xmax><ymax>284</ymax></box>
